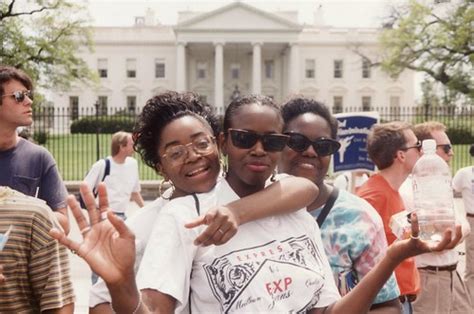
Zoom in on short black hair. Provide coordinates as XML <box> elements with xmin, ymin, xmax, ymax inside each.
<box><xmin>281</xmin><ymin>97</ymin><xmax>338</xmax><ymax>139</ymax></box>
<box><xmin>470</xmin><ymin>144</ymin><xmax>474</xmax><ymax>157</ymax></box>
<box><xmin>133</xmin><ymin>91</ymin><xmax>220</xmax><ymax>170</ymax></box>
<box><xmin>223</xmin><ymin>94</ymin><xmax>281</xmax><ymax>132</ymax></box>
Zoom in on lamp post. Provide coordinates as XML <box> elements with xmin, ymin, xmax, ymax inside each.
<box><xmin>94</xmin><ymin>100</ymin><xmax>100</xmax><ymax>160</ymax></box>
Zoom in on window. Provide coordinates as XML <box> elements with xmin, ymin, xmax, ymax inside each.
<box><xmin>264</xmin><ymin>60</ymin><xmax>274</xmax><ymax>79</ymax></box>
<box><xmin>334</xmin><ymin>60</ymin><xmax>343</xmax><ymax>78</ymax></box>
<box><xmin>126</xmin><ymin>58</ymin><xmax>137</xmax><ymax>78</ymax></box>
<box><xmin>155</xmin><ymin>59</ymin><xmax>165</xmax><ymax>78</ymax></box>
<box><xmin>362</xmin><ymin>58</ymin><xmax>371</xmax><ymax>79</ymax></box>
<box><xmin>97</xmin><ymin>96</ymin><xmax>108</xmax><ymax>115</ymax></box>
<box><xmin>390</xmin><ymin>96</ymin><xmax>401</xmax><ymax>119</ymax></box>
<box><xmin>98</xmin><ymin>58</ymin><xmax>108</xmax><ymax>78</ymax></box>
<box><xmin>197</xmin><ymin>62</ymin><xmax>207</xmax><ymax>79</ymax></box>
<box><xmin>230</xmin><ymin>63</ymin><xmax>240</xmax><ymax>80</ymax></box>
<box><xmin>362</xmin><ymin>96</ymin><xmax>372</xmax><ymax>111</ymax></box>
<box><xmin>127</xmin><ymin>96</ymin><xmax>137</xmax><ymax>113</ymax></box>
<box><xmin>333</xmin><ymin>96</ymin><xmax>343</xmax><ymax>113</ymax></box>
<box><xmin>69</xmin><ymin>96</ymin><xmax>79</xmax><ymax>121</ymax></box>
<box><xmin>305</xmin><ymin>59</ymin><xmax>315</xmax><ymax>79</ymax></box>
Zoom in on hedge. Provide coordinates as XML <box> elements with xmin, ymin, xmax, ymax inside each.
<box><xmin>70</xmin><ymin>116</ymin><xmax>136</xmax><ymax>134</ymax></box>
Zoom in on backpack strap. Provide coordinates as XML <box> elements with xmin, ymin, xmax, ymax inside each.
<box><xmin>92</xmin><ymin>158</ymin><xmax>111</xmax><ymax>197</ymax></box>
<box><xmin>317</xmin><ymin>187</ymin><xmax>339</xmax><ymax>227</ymax></box>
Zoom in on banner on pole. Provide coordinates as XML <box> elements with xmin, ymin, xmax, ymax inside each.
<box><xmin>333</xmin><ymin>112</ymin><xmax>379</xmax><ymax>173</ymax></box>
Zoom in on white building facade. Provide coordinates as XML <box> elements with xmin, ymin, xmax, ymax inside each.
<box><xmin>53</xmin><ymin>2</ymin><xmax>414</xmax><ymax>119</ymax></box>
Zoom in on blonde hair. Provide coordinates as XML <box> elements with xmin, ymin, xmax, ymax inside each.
<box><xmin>111</xmin><ymin>131</ymin><xmax>131</xmax><ymax>156</ymax></box>
<box><xmin>414</xmin><ymin>121</ymin><xmax>446</xmax><ymax>141</ymax></box>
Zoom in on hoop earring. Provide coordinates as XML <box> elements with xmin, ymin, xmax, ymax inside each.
<box><xmin>220</xmin><ymin>156</ymin><xmax>228</xmax><ymax>177</ymax></box>
<box><xmin>270</xmin><ymin>169</ymin><xmax>277</xmax><ymax>182</ymax></box>
<box><xmin>159</xmin><ymin>178</ymin><xmax>174</xmax><ymax>200</ymax></box>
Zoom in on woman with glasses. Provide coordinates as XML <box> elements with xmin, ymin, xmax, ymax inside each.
<box><xmin>278</xmin><ymin>97</ymin><xmax>402</xmax><ymax>312</ymax></box>
<box><xmin>52</xmin><ymin>94</ymin><xmax>454</xmax><ymax>314</ymax></box>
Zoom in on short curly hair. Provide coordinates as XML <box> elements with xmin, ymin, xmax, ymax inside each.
<box><xmin>133</xmin><ymin>91</ymin><xmax>220</xmax><ymax>170</ymax></box>
<box><xmin>281</xmin><ymin>97</ymin><xmax>338</xmax><ymax>139</ymax></box>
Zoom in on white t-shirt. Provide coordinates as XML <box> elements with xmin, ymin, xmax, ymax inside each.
<box><xmin>137</xmin><ymin>179</ymin><xmax>340</xmax><ymax>313</ymax></box>
<box><xmin>84</xmin><ymin>156</ymin><xmax>140</xmax><ymax>213</ymax></box>
<box><xmin>453</xmin><ymin>166</ymin><xmax>474</xmax><ymax>215</ymax></box>
<box><xmin>89</xmin><ymin>196</ymin><xmax>169</xmax><ymax>307</ymax></box>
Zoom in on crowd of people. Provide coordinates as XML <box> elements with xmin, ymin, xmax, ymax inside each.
<box><xmin>0</xmin><ymin>65</ymin><xmax>472</xmax><ymax>314</ymax></box>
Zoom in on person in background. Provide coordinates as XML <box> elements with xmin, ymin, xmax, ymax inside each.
<box><xmin>84</xmin><ymin>131</ymin><xmax>144</xmax><ymax>220</ymax></box>
<box><xmin>399</xmin><ymin>121</ymin><xmax>472</xmax><ymax>314</ymax></box>
<box><xmin>0</xmin><ymin>65</ymin><xmax>69</xmax><ymax>233</ymax></box>
<box><xmin>453</xmin><ymin>144</ymin><xmax>474</xmax><ymax>299</ymax></box>
<box><xmin>357</xmin><ymin>122</ymin><xmax>431</xmax><ymax>314</ymax></box>
<box><xmin>279</xmin><ymin>97</ymin><xmax>401</xmax><ymax>313</ymax></box>
<box><xmin>0</xmin><ymin>186</ymin><xmax>75</xmax><ymax>312</ymax></box>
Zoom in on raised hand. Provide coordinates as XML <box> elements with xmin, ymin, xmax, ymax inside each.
<box><xmin>389</xmin><ymin>213</ymin><xmax>462</xmax><ymax>261</ymax></box>
<box><xmin>50</xmin><ymin>183</ymin><xmax>136</xmax><ymax>285</ymax></box>
<box><xmin>185</xmin><ymin>205</ymin><xmax>239</xmax><ymax>246</ymax></box>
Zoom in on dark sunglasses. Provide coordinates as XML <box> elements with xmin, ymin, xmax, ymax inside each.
<box><xmin>437</xmin><ymin>143</ymin><xmax>453</xmax><ymax>154</ymax></box>
<box><xmin>227</xmin><ymin>128</ymin><xmax>289</xmax><ymax>152</ymax></box>
<box><xmin>1</xmin><ymin>90</ymin><xmax>33</xmax><ymax>103</ymax></box>
<box><xmin>284</xmin><ymin>132</ymin><xmax>341</xmax><ymax>156</ymax></box>
<box><xmin>401</xmin><ymin>140</ymin><xmax>422</xmax><ymax>152</ymax></box>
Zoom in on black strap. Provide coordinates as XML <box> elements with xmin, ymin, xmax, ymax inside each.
<box><xmin>92</xmin><ymin>158</ymin><xmax>111</xmax><ymax>197</ymax></box>
<box><xmin>317</xmin><ymin>187</ymin><xmax>339</xmax><ymax>227</ymax></box>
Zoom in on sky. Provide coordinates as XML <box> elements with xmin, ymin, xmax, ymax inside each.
<box><xmin>84</xmin><ymin>0</ymin><xmax>396</xmax><ymax>28</ymax></box>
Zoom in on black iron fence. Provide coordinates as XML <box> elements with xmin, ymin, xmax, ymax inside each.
<box><xmin>29</xmin><ymin>105</ymin><xmax>473</xmax><ymax>181</ymax></box>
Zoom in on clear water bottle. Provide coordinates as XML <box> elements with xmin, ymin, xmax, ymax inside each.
<box><xmin>412</xmin><ymin>139</ymin><xmax>455</xmax><ymax>242</ymax></box>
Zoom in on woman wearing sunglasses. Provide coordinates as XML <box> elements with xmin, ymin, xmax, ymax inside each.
<box><xmin>278</xmin><ymin>97</ymin><xmax>402</xmax><ymax>312</ymax></box>
<box><xmin>52</xmin><ymin>94</ymin><xmax>454</xmax><ymax>314</ymax></box>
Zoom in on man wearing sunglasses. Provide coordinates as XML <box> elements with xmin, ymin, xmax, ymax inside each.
<box><xmin>0</xmin><ymin>66</ymin><xmax>69</xmax><ymax>230</ymax></box>
<box><xmin>0</xmin><ymin>66</ymin><xmax>74</xmax><ymax>311</ymax></box>
<box><xmin>357</xmin><ymin>122</ymin><xmax>424</xmax><ymax>314</ymax></box>
<box><xmin>399</xmin><ymin>121</ymin><xmax>472</xmax><ymax>314</ymax></box>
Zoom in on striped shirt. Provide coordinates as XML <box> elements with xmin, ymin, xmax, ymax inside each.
<box><xmin>0</xmin><ymin>187</ymin><xmax>75</xmax><ymax>312</ymax></box>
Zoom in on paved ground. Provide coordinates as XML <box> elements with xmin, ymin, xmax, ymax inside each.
<box><xmin>69</xmin><ymin>199</ymin><xmax>468</xmax><ymax>313</ymax></box>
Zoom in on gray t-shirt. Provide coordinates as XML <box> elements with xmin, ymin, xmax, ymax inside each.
<box><xmin>0</xmin><ymin>138</ymin><xmax>67</xmax><ymax>210</ymax></box>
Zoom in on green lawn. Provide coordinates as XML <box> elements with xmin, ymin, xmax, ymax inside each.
<box><xmin>42</xmin><ymin>134</ymin><xmax>471</xmax><ymax>181</ymax></box>
<box><xmin>44</xmin><ymin>134</ymin><xmax>160</xmax><ymax>181</ymax></box>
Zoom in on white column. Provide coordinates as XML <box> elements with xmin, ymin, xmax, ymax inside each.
<box><xmin>288</xmin><ymin>43</ymin><xmax>300</xmax><ymax>93</ymax></box>
<box><xmin>176</xmin><ymin>42</ymin><xmax>186</xmax><ymax>91</ymax></box>
<box><xmin>252</xmin><ymin>42</ymin><xmax>262</xmax><ymax>94</ymax></box>
<box><xmin>214</xmin><ymin>42</ymin><xmax>224</xmax><ymax>114</ymax></box>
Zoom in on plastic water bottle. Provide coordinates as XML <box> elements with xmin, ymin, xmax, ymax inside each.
<box><xmin>412</xmin><ymin>139</ymin><xmax>455</xmax><ymax>242</ymax></box>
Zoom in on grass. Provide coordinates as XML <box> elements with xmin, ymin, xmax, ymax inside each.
<box><xmin>43</xmin><ymin>134</ymin><xmax>472</xmax><ymax>181</ymax></box>
<box><xmin>44</xmin><ymin>134</ymin><xmax>160</xmax><ymax>181</ymax></box>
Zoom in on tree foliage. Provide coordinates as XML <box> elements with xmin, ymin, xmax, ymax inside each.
<box><xmin>379</xmin><ymin>0</ymin><xmax>473</xmax><ymax>100</ymax></box>
<box><xmin>0</xmin><ymin>0</ymin><xmax>97</xmax><ymax>91</ymax></box>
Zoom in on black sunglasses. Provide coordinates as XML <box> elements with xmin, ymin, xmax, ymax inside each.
<box><xmin>227</xmin><ymin>128</ymin><xmax>289</xmax><ymax>152</ymax></box>
<box><xmin>284</xmin><ymin>132</ymin><xmax>341</xmax><ymax>156</ymax></box>
<box><xmin>437</xmin><ymin>143</ymin><xmax>453</xmax><ymax>154</ymax></box>
<box><xmin>1</xmin><ymin>90</ymin><xmax>33</xmax><ymax>103</ymax></box>
<box><xmin>401</xmin><ymin>140</ymin><xmax>422</xmax><ymax>152</ymax></box>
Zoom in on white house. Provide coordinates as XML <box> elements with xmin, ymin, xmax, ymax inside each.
<box><xmin>52</xmin><ymin>2</ymin><xmax>414</xmax><ymax>122</ymax></box>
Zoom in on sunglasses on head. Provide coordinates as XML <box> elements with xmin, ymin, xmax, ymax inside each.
<box><xmin>284</xmin><ymin>132</ymin><xmax>341</xmax><ymax>156</ymax></box>
<box><xmin>1</xmin><ymin>90</ymin><xmax>33</xmax><ymax>103</ymax></box>
<box><xmin>437</xmin><ymin>143</ymin><xmax>453</xmax><ymax>154</ymax></box>
<box><xmin>227</xmin><ymin>128</ymin><xmax>289</xmax><ymax>152</ymax></box>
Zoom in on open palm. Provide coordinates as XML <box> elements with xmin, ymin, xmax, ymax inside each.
<box><xmin>50</xmin><ymin>183</ymin><xmax>136</xmax><ymax>285</ymax></box>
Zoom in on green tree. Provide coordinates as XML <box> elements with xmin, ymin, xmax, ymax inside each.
<box><xmin>0</xmin><ymin>0</ymin><xmax>96</xmax><ymax>90</ymax></box>
<box><xmin>379</xmin><ymin>0</ymin><xmax>473</xmax><ymax>100</ymax></box>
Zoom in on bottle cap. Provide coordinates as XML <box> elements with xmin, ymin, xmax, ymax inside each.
<box><xmin>422</xmin><ymin>139</ymin><xmax>436</xmax><ymax>153</ymax></box>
